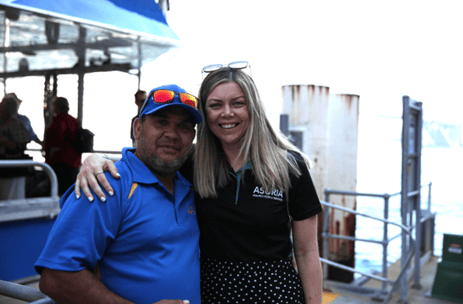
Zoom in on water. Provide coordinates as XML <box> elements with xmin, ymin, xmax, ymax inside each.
<box><xmin>355</xmin><ymin>117</ymin><xmax>463</xmax><ymax>277</ymax></box>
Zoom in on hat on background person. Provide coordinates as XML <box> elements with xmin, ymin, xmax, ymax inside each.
<box><xmin>0</xmin><ymin>96</ymin><xmax>19</xmax><ymax>118</ymax></box>
<box><xmin>3</xmin><ymin>93</ymin><xmax>22</xmax><ymax>106</ymax></box>
<box><xmin>139</xmin><ymin>84</ymin><xmax>202</xmax><ymax>124</ymax></box>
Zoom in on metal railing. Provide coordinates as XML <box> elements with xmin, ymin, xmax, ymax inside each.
<box><xmin>0</xmin><ymin>160</ymin><xmax>58</xmax><ymax>303</ymax></box>
<box><xmin>0</xmin><ymin>160</ymin><xmax>60</xmax><ymax>222</ymax></box>
<box><xmin>320</xmin><ymin>183</ymin><xmax>434</xmax><ymax>303</ymax></box>
<box><xmin>0</xmin><ymin>279</ymin><xmax>55</xmax><ymax>304</ymax></box>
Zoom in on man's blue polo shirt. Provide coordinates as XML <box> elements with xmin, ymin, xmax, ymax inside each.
<box><xmin>35</xmin><ymin>148</ymin><xmax>200</xmax><ymax>304</ymax></box>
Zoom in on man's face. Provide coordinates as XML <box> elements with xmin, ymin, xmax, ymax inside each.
<box><xmin>134</xmin><ymin>106</ymin><xmax>196</xmax><ymax>176</ymax></box>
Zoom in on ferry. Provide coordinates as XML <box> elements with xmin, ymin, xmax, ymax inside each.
<box><xmin>0</xmin><ymin>1</ymin><xmax>461</xmax><ymax>303</ymax></box>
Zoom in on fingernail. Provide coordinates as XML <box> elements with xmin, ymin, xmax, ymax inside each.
<box><xmin>183</xmin><ymin>301</ymin><xmax>190</xmax><ymax>304</ymax></box>
<box><xmin>100</xmin><ymin>197</ymin><xmax>106</xmax><ymax>202</ymax></box>
<box><xmin>76</xmin><ymin>194</ymin><xmax>80</xmax><ymax>199</ymax></box>
<box><xmin>116</xmin><ymin>173</ymin><xmax>120</xmax><ymax>177</ymax></box>
<box><xmin>109</xmin><ymin>191</ymin><xmax>114</xmax><ymax>196</ymax></box>
<box><xmin>88</xmin><ymin>196</ymin><xmax>94</xmax><ymax>202</ymax></box>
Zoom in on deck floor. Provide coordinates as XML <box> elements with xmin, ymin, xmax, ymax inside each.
<box><xmin>325</xmin><ymin>255</ymin><xmax>459</xmax><ymax>304</ymax></box>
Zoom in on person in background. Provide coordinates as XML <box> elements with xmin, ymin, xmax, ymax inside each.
<box><xmin>43</xmin><ymin>97</ymin><xmax>81</xmax><ymax>196</ymax></box>
<box><xmin>5</xmin><ymin>93</ymin><xmax>43</xmax><ymax>146</ymax></box>
<box><xmin>0</xmin><ymin>94</ymin><xmax>31</xmax><ymax>200</ymax></box>
<box><xmin>0</xmin><ymin>95</ymin><xmax>31</xmax><ymax>159</ymax></box>
<box><xmin>75</xmin><ymin>62</ymin><xmax>323</xmax><ymax>304</ymax></box>
<box><xmin>131</xmin><ymin>89</ymin><xmax>147</xmax><ymax>146</ymax></box>
<box><xmin>35</xmin><ymin>84</ymin><xmax>202</xmax><ymax>304</ymax></box>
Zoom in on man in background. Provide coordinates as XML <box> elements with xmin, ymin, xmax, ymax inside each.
<box><xmin>130</xmin><ymin>89</ymin><xmax>147</xmax><ymax>146</ymax></box>
<box><xmin>0</xmin><ymin>94</ymin><xmax>31</xmax><ymax>199</ymax></box>
<box><xmin>44</xmin><ymin>97</ymin><xmax>81</xmax><ymax>196</ymax></box>
<box><xmin>5</xmin><ymin>93</ymin><xmax>43</xmax><ymax>146</ymax></box>
<box><xmin>0</xmin><ymin>94</ymin><xmax>31</xmax><ymax>159</ymax></box>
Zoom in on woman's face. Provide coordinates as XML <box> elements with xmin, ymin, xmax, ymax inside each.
<box><xmin>205</xmin><ymin>82</ymin><xmax>250</xmax><ymax>150</ymax></box>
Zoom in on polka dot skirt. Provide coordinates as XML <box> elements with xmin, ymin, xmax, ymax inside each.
<box><xmin>200</xmin><ymin>256</ymin><xmax>306</xmax><ymax>304</ymax></box>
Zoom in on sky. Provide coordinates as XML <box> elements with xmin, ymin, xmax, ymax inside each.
<box><xmin>145</xmin><ymin>0</ymin><xmax>463</xmax><ymax>123</ymax></box>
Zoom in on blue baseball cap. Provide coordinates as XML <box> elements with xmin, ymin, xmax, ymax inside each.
<box><xmin>139</xmin><ymin>84</ymin><xmax>202</xmax><ymax>124</ymax></box>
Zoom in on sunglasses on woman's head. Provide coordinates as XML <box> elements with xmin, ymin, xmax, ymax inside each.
<box><xmin>201</xmin><ymin>61</ymin><xmax>252</xmax><ymax>78</ymax></box>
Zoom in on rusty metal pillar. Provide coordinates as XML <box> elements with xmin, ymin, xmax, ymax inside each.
<box><xmin>281</xmin><ymin>85</ymin><xmax>360</xmax><ymax>282</ymax></box>
<box><xmin>325</xmin><ymin>93</ymin><xmax>360</xmax><ymax>282</ymax></box>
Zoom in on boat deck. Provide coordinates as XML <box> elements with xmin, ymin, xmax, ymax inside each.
<box><xmin>323</xmin><ymin>255</ymin><xmax>458</xmax><ymax>304</ymax></box>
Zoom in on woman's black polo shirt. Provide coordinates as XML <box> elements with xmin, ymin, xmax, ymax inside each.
<box><xmin>184</xmin><ymin>151</ymin><xmax>322</xmax><ymax>263</ymax></box>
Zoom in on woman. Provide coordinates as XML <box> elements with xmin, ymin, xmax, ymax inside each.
<box><xmin>76</xmin><ymin>64</ymin><xmax>323</xmax><ymax>303</ymax></box>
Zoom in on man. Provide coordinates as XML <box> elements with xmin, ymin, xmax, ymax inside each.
<box><xmin>131</xmin><ymin>89</ymin><xmax>147</xmax><ymax>145</ymax></box>
<box><xmin>35</xmin><ymin>84</ymin><xmax>202</xmax><ymax>304</ymax></box>
<box><xmin>0</xmin><ymin>95</ymin><xmax>31</xmax><ymax>199</ymax></box>
<box><xmin>5</xmin><ymin>93</ymin><xmax>43</xmax><ymax>146</ymax></box>
<box><xmin>0</xmin><ymin>95</ymin><xmax>31</xmax><ymax>159</ymax></box>
<box><xmin>43</xmin><ymin>96</ymin><xmax>82</xmax><ymax>196</ymax></box>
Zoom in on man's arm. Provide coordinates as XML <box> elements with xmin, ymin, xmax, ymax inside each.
<box><xmin>40</xmin><ymin>268</ymin><xmax>189</xmax><ymax>304</ymax></box>
<box><xmin>40</xmin><ymin>268</ymin><xmax>134</xmax><ymax>304</ymax></box>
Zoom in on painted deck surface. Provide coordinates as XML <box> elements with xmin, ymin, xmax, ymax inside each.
<box><xmin>325</xmin><ymin>255</ymin><xmax>458</xmax><ymax>304</ymax></box>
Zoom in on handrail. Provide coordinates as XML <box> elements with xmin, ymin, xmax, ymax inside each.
<box><xmin>0</xmin><ymin>160</ymin><xmax>60</xmax><ymax>222</ymax></box>
<box><xmin>27</xmin><ymin>147</ymin><xmax>122</xmax><ymax>155</ymax></box>
<box><xmin>0</xmin><ymin>280</ymin><xmax>54</xmax><ymax>304</ymax></box>
<box><xmin>320</xmin><ymin>201</ymin><xmax>411</xmax><ymax>234</ymax></box>
<box><xmin>323</xmin><ymin>188</ymin><xmax>402</xmax><ymax>198</ymax></box>
<box><xmin>320</xmin><ymin>257</ymin><xmax>394</xmax><ymax>284</ymax></box>
<box><xmin>0</xmin><ymin>160</ymin><xmax>58</xmax><ymax>197</ymax></box>
<box><xmin>321</xmin><ymin>183</ymin><xmax>434</xmax><ymax>303</ymax></box>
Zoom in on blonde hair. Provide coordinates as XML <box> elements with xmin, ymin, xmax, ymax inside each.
<box><xmin>194</xmin><ymin>68</ymin><xmax>311</xmax><ymax>199</ymax></box>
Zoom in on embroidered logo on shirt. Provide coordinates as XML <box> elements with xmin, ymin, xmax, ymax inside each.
<box><xmin>188</xmin><ymin>205</ymin><xmax>196</xmax><ymax>214</ymax></box>
<box><xmin>252</xmin><ymin>186</ymin><xmax>283</xmax><ymax>201</ymax></box>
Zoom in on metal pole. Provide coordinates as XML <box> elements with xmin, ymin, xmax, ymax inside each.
<box><xmin>400</xmin><ymin>96</ymin><xmax>410</xmax><ymax>303</ymax></box>
<box><xmin>2</xmin><ymin>17</ymin><xmax>8</xmax><ymax>95</ymax></box>
<box><xmin>427</xmin><ymin>182</ymin><xmax>432</xmax><ymax>212</ymax></box>
<box><xmin>76</xmin><ymin>26</ymin><xmax>86</xmax><ymax>125</ymax></box>
<box><xmin>382</xmin><ymin>195</ymin><xmax>389</xmax><ymax>292</ymax></box>
<box><xmin>413</xmin><ymin>102</ymin><xmax>423</xmax><ymax>289</ymax></box>
<box><xmin>413</xmin><ymin>201</ymin><xmax>422</xmax><ymax>289</ymax></box>
<box><xmin>323</xmin><ymin>190</ymin><xmax>331</xmax><ymax>280</ymax></box>
<box><xmin>137</xmin><ymin>37</ymin><xmax>142</xmax><ymax>90</ymax></box>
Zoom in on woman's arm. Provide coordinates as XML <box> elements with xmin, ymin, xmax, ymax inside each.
<box><xmin>292</xmin><ymin>215</ymin><xmax>323</xmax><ymax>304</ymax></box>
<box><xmin>75</xmin><ymin>154</ymin><xmax>120</xmax><ymax>201</ymax></box>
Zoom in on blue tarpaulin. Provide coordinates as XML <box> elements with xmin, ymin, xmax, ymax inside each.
<box><xmin>0</xmin><ymin>0</ymin><xmax>181</xmax><ymax>74</ymax></box>
<box><xmin>9</xmin><ymin>0</ymin><xmax>179</xmax><ymax>40</ymax></box>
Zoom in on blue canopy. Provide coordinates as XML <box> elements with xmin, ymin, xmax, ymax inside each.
<box><xmin>0</xmin><ymin>0</ymin><xmax>181</xmax><ymax>123</ymax></box>
<box><xmin>8</xmin><ymin>0</ymin><xmax>179</xmax><ymax>40</ymax></box>
<box><xmin>0</xmin><ymin>0</ymin><xmax>181</xmax><ymax>76</ymax></box>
